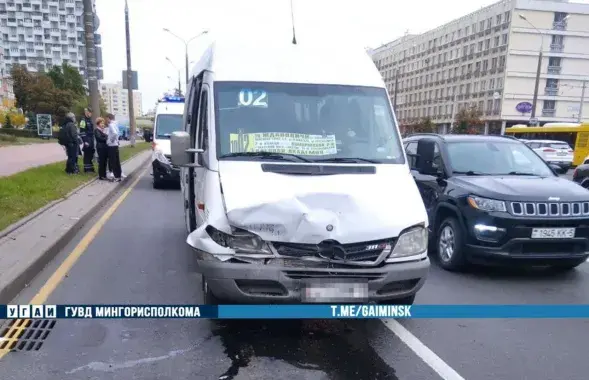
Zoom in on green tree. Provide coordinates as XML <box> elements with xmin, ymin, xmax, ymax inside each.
<box><xmin>10</xmin><ymin>65</ymin><xmax>34</xmax><ymax>111</ymax></box>
<box><xmin>4</xmin><ymin>115</ymin><xmax>13</xmax><ymax>129</ymax></box>
<box><xmin>46</xmin><ymin>63</ymin><xmax>86</xmax><ymax>97</ymax></box>
<box><xmin>27</xmin><ymin>75</ymin><xmax>75</xmax><ymax>118</ymax></box>
<box><xmin>452</xmin><ymin>105</ymin><xmax>484</xmax><ymax>134</ymax></box>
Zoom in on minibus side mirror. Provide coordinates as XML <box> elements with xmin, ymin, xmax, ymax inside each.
<box><xmin>171</xmin><ymin>131</ymin><xmax>203</xmax><ymax>167</ymax></box>
<box><xmin>416</xmin><ymin>139</ymin><xmax>438</xmax><ymax>176</ymax></box>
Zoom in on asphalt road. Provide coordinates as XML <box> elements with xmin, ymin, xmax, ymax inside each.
<box><xmin>2</xmin><ymin>169</ymin><xmax>589</xmax><ymax>380</ymax></box>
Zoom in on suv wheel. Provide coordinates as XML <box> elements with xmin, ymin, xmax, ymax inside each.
<box><xmin>436</xmin><ymin>217</ymin><xmax>468</xmax><ymax>271</ymax></box>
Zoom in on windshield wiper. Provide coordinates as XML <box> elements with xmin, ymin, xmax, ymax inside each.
<box><xmin>219</xmin><ymin>151</ymin><xmax>312</xmax><ymax>162</ymax></box>
<box><xmin>453</xmin><ymin>170</ymin><xmax>484</xmax><ymax>176</ymax></box>
<box><xmin>312</xmin><ymin>157</ymin><xmax>381</xmax><ymax>163</ymax></box>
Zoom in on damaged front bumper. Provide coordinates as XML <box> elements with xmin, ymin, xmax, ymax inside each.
<box><xmin>195</xmin><ymin>253</ymin><xmax>429</xmax><ymax>303</ymax></box>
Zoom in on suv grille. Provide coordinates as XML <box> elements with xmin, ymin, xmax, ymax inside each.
<box><xmin>510</xmin><ymin>201</ymin><xmax>589</xmax><ymax>217</ymax></box>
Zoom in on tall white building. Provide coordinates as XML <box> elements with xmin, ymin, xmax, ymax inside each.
<box><xmin>100</xmin><ymin>81</ymin><xmax>143</xmax><ymax>119</ymax></box>
<box><xmin>0</xmin><ymin>0</ymin><xmax>103</xmax><ymax>79</ymax></box>
<box><xmin>371</xmin><ymin>0</ymin><xmax>589</xmax><ymax>134</ymax></box>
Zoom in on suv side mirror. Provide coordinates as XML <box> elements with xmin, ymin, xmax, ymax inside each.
<box><xmin>548</xmin><ymin>163</ymin><xmax>562</xmax><ymax>175</ymax></box>
<box><xmin>171</xmin><ymin>131</ymin><xmax>203</xmax><ymax>167</ymax></box>
<box><xmin>416</xmin><ymin>139</ymin><xmax>438</xmax><ymax>176</ymax></box>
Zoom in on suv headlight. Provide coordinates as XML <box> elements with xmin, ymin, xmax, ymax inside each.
<box><xmin>467</xmin><ymin>195</ymin><xmax>506</xmax><ymax>212</ymax></box>
<box><xmin>154</xmin><ymin>149</ymin><xmax>169</xmax><ymax>164</ymax></box>
<box><xmin>389</xmin><ymin>226</ymin><xmax>428</xmax><ymax>258</ymax></box>
<box><xmin>205</xmin><ymin>225</ymin><xmax>271</xmax><ymax>254</ymax></box>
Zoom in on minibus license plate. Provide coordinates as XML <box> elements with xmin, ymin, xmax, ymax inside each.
<box><xmin>531</xmin><ymin>228</ymin><xmax>575</xmax><ymax>239</ymax></box>
<box><xmin>303</xmin><ymin>282</ymin><xmax>368</xmax><ymax>302</ymax></box>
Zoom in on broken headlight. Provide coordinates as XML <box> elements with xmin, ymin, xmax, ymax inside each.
<box><xmin>205</xmin><ymin>225</ymin><xmax>271</xmax><ymax>254</ymax></box>
<box><xmin>389</xmin><ymin>226</ymin><xmax>428</xmax><ymax>258</ymax></box>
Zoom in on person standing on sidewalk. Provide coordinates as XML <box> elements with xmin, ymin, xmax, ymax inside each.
<box><xmin>79</xmin><ymin>107</ymin><xmax>96</xmax><ymax>173</ymax></box>
<box><xmin>62</xmin><ymin>112</ymin><xmax>80</xmax><ymax>174</ymax></box>
<box><xmin>106</xmin><ymin>113</ymin><xmax>122</xmax><ymax>182</ymax></box>
<box><xmin>94</xmin><ymin>117</ymin><xmax>109</xmax><ymax>180</ymax></box>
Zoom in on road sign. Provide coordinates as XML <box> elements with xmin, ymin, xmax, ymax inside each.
<box><xmin>529</xmin><ymin>117</ymin><xmax>539</xmax><ymax>125</ymax></box>
<box><xmin>516</xmin><ymin>102</ymin><xmax>533</xmax><ymax>113</ymax></box>
<box><xmin>36</xmin><ymin>114</ymin><xmax>52</xmax><ymax>137</ymax></box>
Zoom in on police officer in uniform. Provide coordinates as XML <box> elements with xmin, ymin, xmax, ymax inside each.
<box><xmin>79</xmin><ymin>107</ymin><xmax>95</xmax><ymax>173</ymax></box>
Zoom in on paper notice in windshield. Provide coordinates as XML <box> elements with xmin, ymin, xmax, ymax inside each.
<box><xmin>229</xmin><ymin>132</ymin><xmax>338</xmax><ymax>156</ymax></box>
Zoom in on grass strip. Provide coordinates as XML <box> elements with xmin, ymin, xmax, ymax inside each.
<box><xmin>0</xmin><ymin>142</ymin><xmax>150</xmax><ymax>231</ymax></box>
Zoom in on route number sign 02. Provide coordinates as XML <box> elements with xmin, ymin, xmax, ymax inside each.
<box><xmin>238</xmin><ymin>89</ymin><xmax>268</xmax><ymax>108</ymax></box>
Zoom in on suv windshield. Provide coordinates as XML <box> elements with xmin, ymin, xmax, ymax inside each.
<box><xmin>155</xmin><ymin>114</ymin><xmax>183</xmax><ymax>139</ymax></box>
<box><xmin>213</xmin><ymin>82</ymin><xmax>404</xmax><ymax>163</ymax></box>
<box><xmin>447</xmin><ymin>140</ymin><xmax>554</xmax><ymax>176</ymax></box>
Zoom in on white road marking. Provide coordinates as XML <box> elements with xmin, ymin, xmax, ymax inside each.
<box><xmin>381</xmin><ymin>319</ymin><xmax>466</xmax><ymax>380</ymax></box>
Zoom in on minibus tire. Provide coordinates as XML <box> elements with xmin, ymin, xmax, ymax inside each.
<box><xmin>378</xmin><ymin>294</ymin><xmax>415</xmax><ymax>305</ymax></box>
<box><xmin>202</xmin><ymin>276</ymin><xmax>223</xmax><ymax>305</ymax></box>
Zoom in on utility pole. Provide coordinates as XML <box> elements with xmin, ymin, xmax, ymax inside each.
<box><xmin>578</xmin><ymin>80</ymin><xmax>587</xmax><ymax>123</ymax></box>
<box><xmin>393</xmin><ymin>70</ymin><xmax>399</xmax><ymax>110</ymax></box>
<box><xmin>530</xmin><ymin>50</ymin><xmax>543</xmax><ymax>125</ymax></box>
<box><xmin>82</xmin><ymin>0</ymin><xmax>100</xmax><ymax>117</ymax></box>
<box><xmin>124</xmin><ymin>0</ymin><xmax>136</xmax><ymax>146</ymax></box>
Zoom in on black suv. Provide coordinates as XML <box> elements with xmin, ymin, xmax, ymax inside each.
<box><xmin>404</xmin><ymin>134</ymin><xmax>589</xmax><ymax>272</ymax></box>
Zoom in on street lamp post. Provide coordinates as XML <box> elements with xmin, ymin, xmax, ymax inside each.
<box><xmin>165</xmin><ymin>57</ymin><xmax>181</xmax><ymax>95</ymax></box>
<box><xmin>162</xmin><ymin>28</ymin><xmax>208</xmax><ymax>85</ymax></box>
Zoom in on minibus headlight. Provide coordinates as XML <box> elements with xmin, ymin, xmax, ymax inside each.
<box><xmin>205</xmin><ymin>225</ymin><xmax>271</xmax><ymax>254</ymax></box>
<box><xmin>389</xmin><ymin>226</ymin><xmax>428</xmax><ymax>258</ymax></box>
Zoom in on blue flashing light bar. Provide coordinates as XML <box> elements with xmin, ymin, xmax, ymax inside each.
<box><xmin>161</xmin><ymin>95</ymin><xmax>185</xmax><ymax>103</ymax></box>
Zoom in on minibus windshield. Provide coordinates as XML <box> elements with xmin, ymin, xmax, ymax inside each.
<box><xmin>213</xmin><ymin>82</ymin><xmax>404</xmax><ymax>164</ymax></box>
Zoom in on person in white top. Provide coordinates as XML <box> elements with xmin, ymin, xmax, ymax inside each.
<box><xmin>106</xmin><ymin>113</ymin><xmax>123</xmax><ymax>182</ymax></box>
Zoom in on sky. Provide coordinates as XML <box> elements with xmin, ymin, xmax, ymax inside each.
<box><xmin>95</xmin><ymin>0</ymin><xmax>506</xmax><ymax>112</ymax></box>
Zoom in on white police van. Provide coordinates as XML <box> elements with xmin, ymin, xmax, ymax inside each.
<box><xmin>171</xmin><ymin>37</ymin><xmax>430</xmax><ymax>305</ymax></box>
<box><xmin>152</xmin><ymin>95</ymin><xmax>185</xmax><ymax>188</ymax></box>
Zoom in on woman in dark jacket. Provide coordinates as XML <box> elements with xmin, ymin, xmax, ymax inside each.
<box><xmin>94</xmin><ymin>117</ymin><xmax>109</xmax><ymax>180</ymax></box>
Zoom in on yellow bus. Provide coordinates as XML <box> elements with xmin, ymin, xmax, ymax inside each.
<box><xmin>505</xmin><ymin>123</ymin><xmax>589</xmax><ymax>166</ymax></box>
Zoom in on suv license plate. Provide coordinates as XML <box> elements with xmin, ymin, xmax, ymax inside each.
<box><xmin>531</xmin><ymin>228</ymin><xmax>575</xmax><ymax>239</ymax></box>
<box><xmin>303</xmin><ymin>282</ymin><xmax>368</xmax><ymax>303</ymax></box>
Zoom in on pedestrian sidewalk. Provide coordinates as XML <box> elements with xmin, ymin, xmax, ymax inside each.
<box><xmin>0</xmin><ymin>150</ymin><xmax>150</xmax><ymax>303</ymax></box>
<box><xmin>0</xmin><ymin>141</ymin><xmax>131</xmax><ymax>178</ymax></box>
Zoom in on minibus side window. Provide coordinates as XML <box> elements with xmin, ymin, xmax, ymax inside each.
<box><xmin>197</xmin><ymin>89</ymin><xmax>209</xmax><ymax>165</ymax></box>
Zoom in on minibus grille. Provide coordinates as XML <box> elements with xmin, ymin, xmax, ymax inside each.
<box><xmin>271</xmin><ymin>238</ymin><xmax>394</xmax><ymax>263</ymax></box>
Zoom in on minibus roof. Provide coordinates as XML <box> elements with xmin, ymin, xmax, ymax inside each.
<box><xmin>189</xmin><ymin>38</ymin><xmax>386</xmax><ymax>88</ymax></box>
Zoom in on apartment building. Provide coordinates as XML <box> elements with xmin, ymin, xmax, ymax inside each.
<box><xmin>371</xmin><ymin>0</ymin><xmax>589</xmax><ymax>134</ymax></box>
<box><xmin>0</xmin><ymin>76</ymin><xmax>15</xmax><ymax>109</ymax></box>
<box><xmin>0</xmin><ymin>0</ymin><xmax>103</xmax><ymax>79</ymax></box>
<box><xmin>100</xmin><ymin>81</ymin><xmax>143</xmax><ymax>119</ymax></box>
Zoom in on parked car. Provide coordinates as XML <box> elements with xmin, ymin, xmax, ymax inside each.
<box><xmin>524</xmin><ymin>139</ymin><xmax>573</xmax><ymax>174</ymax></box>
<box><xmin>404</xmin><ymin>133</ymin><xmax>589</xmax><ymax>272</ymax></box>
<box><xmin>572</xmin><ymin>157</ymin><xmax>589</xmax><ymax>188</ymax></box>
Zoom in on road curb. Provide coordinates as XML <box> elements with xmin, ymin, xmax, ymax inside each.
<box><xmin>0</xmin><ymin>151</ymin><xmax>151</xmax><ymax>304</ymax></box>
<box><xmin>0</xmin><ymin>151</ymin><xmax>145</xmax><ymax>240</ymax></box>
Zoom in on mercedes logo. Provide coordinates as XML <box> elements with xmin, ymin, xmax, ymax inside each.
<box><xmin>326</xmin><ymin>224</ymin><xmax>334</xmax><ymax>231</ymax></box>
